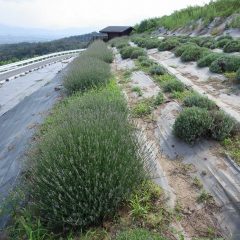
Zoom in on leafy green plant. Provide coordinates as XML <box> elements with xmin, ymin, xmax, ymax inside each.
<box><xmin>173</xmin><ymin>107</ymin><xmax>213</xmax><ymax>144</ymax></box>
<box><xmin>130</xmin><ymin>195</ymin><xmax>149</xmax><ymax>219</ymax></box>
<box><xmin>8</xmin><ymin>209</ymin><xmax>54</xmax><ymax>240</ymax></box>
<box><xmin>162</xmin><ymin>79</ymin><xmax>185</xmax><ymax>93</ymax></box>
<box><xmin>63</xmin><ymin>56</ymin><xmax>111</xmax><ymax>93</ymax></box>
<box><xmin>27</xmin><ymin>86</ymin><xmax>149</xmax><ymax>231</ymax></box>
<box><xmin>211</xmin><ymin>111</ymin><xmax>236</xmax><ymax>141</ymax></box>
<box><xmin>223</xmin><ymin>40</ymin><xmax>240</xmax><ymax>53</ymax></box>
<box><xmin>183</xmin><ymin>93</ymin><xmax>216</xmax><ymax>110</ymax></box>
<box><xmin>82</xmin><ymin>40</ymin><xmax>113</xmax><ymax>63</ymax></box>
<box><xmin>149</xmin><ymin>65</ymin><xmax>165</xmax><ymax>75</ymax></box>
<box><xmin>209</xmin><ymin>56</ymin><xmax>240</xmax><ymax>73</ymax></box>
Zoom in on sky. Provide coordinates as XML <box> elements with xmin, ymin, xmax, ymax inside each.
<box><xmin>0</xmin><ymin>0</ymin><xmax>211</xmax><ymax>32</ymax></box>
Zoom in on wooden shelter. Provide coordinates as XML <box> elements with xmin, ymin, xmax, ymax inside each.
<box><xmin>99</xmin><ymin>26</ymin><xmax>133</xmax><ymax>40</ymax></box>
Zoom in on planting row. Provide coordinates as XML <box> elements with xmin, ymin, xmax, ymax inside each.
<box><xmin>131</xmin><ymin>36</ymin><xmax>240</xmax><ymax>79</ymax></box>
<box><xmin>112</xmin><ymin>41</ymin><xmax>238</xmax><ymax>148</ymax></box>
<box><xmin>5</xmin><ymin>41</ymin><xmax>166</xmax><ymax>239</ymax></box>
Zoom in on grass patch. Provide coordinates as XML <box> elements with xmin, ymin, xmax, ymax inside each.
<box><xmin>170</xmin><ymin>89</ymin><xmax>193</xmax><ymax>101</ymax></box>
<box><xmin>132</xmin><ymin>86</ymin><xmax>143</xmax><ymax>96</ymax></box>
<box><xmin>135</xmin><ymin>0</ymin><xmax>240</xmax><ymax>32</ymax></box>
<box><xmin>132</xmin><ymin>99</ymin><xmax>152</xmax><ymax>117</ymax></box>
<box><xmin>116</xmin><ymin>228</ymin><xmax>166</xmax><ymax>240</ymax></box>
<box><xmin>223</xmin><ymin>136</ymin><xmax>240</xmax><ymax>165</ymax></box>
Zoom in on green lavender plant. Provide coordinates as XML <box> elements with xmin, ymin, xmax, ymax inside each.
<box><xmin>28</xmin><ymin>85</ymin><xmax>150</xmax><ymax>230</ymax></box>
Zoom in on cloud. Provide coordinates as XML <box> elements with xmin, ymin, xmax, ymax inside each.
<box><xmin>0</xmin><ymin>0</ymin><xmax>210</xmax><ymax>30</ymax></box>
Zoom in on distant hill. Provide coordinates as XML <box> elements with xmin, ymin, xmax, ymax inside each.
<box><xmin>135</xmin><ymin>0</ymin><xmax>240</xmax><ymax>36</ymax></box>
<box><xmin>0</xmin><ymin>24</ymin><xmax>96</xmax><ymax>44</ymax></box>
<box><xmin>0</xmin><ymin>32</ymin><xmax>101</xmax><ymax>64</ymax></box>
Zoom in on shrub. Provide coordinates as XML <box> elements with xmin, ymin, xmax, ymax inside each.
<box><xmin>158</xmin><ymin>39</ymin><xmax>180</xmax><ymax>51</ymax></box>
<box><xmin>162</xmin><ymin>79</ymin><xmax>185</xmax><ymax>93</ymax></box>
<box><xmin>223</xmin><ymin>40</ymin><xmax>240</xmax><ymax>53</ymax></box>
<box><xmin>149</xmin><ymin>65</ymin><xmax>165</xmax><ymax>75</ymax></box>
<box><xmin>209</xmin><ymin>56</ymin><xmax>240</xmax><ymax>73</ymax></box>
<box><xmin>130</xmin><ymin>48</ymin><xmax>146</xmax><ymax>59</ymax></box>
<box><xmin>197</xmin><ymin>53</ymin><xmax>223</xmax><ymax>68</ymax></box>
<box><xmin>138</xmin><ymin>56</ymin><xmax>149</xmax><ymax>62</ymax></box>
<box><xmin>211</xmin><ymin>111</ymin><xmax>236</xmax><ymax>141</ymax></box>
<box><xmin>109</xmin><ymin>37</ymin><xmax>129</xmax><ymax>48</ymax></box>
<box><xmin>181</xmin><ymin>46</ymin><xmax>209</xmax><ymax>62</ymax></box>
<box><xmin>216</xmin><ymin>39</ymin><xmax>231</xmax><ymax>48</ymax></box>
<box><xmin>183</xmin><ymin>93</ymin><xmax>216</xmax><ymax>110</ymax></box>
<box><xmin>173</xmin><ymin>107</ymin><xmax>213</xmax><ymax>144</ymax></box>
<box><xmin>154</xmin><ymin>92</ymin><xmax>164</xmax><ymax>105</ymax></box>
<box><xmin>82</xmin><ymin>40</ymin><xmax>113</xmax><ymax>63</ymax></box>
<box><xmin>236</xmin><ymin>68</ymin><xmax>240</xmax><ymax>81</ymax></box>
<box><xmin>120</xmin><ymin>46</ymin><xmax>135</xmax><ymax>59</ymax></box>
<box><xmin>217</xmin><ymin>35</ymin><xmax>233</xmax><ymax>41</ymax></box>
<box><xmin>145</xmin><ymin>39</ymin><xmax>160</xmax><ymax>49</ymax></box>
<box><xmin>116</xmin><ymin>228</ymin><xmax>166</xmax><ymax>240</ymax></box>
<box><xmin>174</xmin><ymin>43</ymin><xmax>198</xmax><ymax>57</ymax></box>
<box><xmin>63</xmin><ymin>56</ymin><xmax>111</xmax><ymax>93</ymax></box>
<box><xmin>202</xmin><ymin>40</ymin><xmax>216</xmax><ymax>49</ymax></box>
<box><xmin>28</xmin><ymin>87</ymin><xmax>148</xmax><ymax>230</ymax></box>
<box><xmin>141</xmin><ymin>60</ymin><xmax>154</xmax><ymax>67</ymax></box>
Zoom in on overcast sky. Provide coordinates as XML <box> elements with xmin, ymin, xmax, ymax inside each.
<box><xmin>0</xmin><ymin>0</ymin><xmax>211</xmax><ymax>31</ymax></box>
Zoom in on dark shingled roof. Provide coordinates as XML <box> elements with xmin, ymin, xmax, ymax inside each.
<box><xmin>100</xmin><ymin>26</ymin><xmax>133</xmax><ymax>33</ymax></box>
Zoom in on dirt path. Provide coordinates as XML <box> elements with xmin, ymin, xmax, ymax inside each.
<box><xmin>148</xmin><ymin>49</ymin><xmax>240</xmax><ymax>123</ymax></box>
<box><xmin>112</xmin><ymin>53</ymin><xmax>240</xmax><ymax>239</ymax></box>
